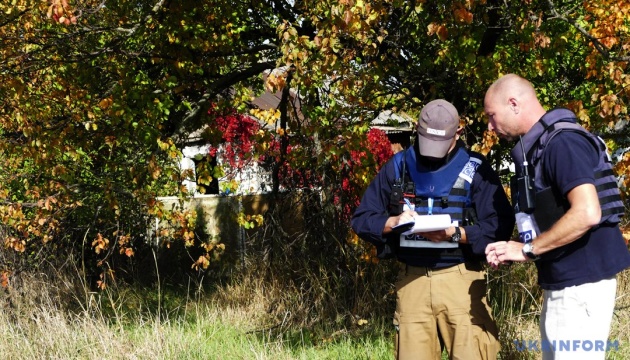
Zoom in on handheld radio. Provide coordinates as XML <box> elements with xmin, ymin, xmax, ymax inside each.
<box><xmin>515</xmin><ymin>136</ymin><xmax>536</xmax><ymax>213</ymax></box>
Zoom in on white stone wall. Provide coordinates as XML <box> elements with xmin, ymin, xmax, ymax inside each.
<box><xmin>179</xmin><ymin>144</ymin><xmax>271</xmax><ymax>196</ymax></box>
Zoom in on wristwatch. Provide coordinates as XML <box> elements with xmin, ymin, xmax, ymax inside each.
<box><xmin>522</xmin><ymin>242</ymin><xmax>539</xmax><ymax>261</ymax></box>
<box><xmin>451</xmin><ymin>227</ymin><xmax>461</xmax><ymax>243</ymax></box>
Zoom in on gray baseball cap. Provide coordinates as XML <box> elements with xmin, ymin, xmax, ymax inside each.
<box><xmin>417</xmin><ymin>99</ymin><xmax>459</xmax><ymax>158</ymax></box>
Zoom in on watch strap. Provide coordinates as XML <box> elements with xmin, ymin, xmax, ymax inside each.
<box><xmin>522</xmin><ymin>242</ymin><xmax>539</xmax><ymax>260</ymax></box>
<box><xmin>451</xmin><ymin>226</ymin><xmax>461</xmax><ymax>243</ymax></box>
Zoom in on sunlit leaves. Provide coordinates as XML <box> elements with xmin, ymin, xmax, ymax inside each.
<box><xmin>91</xmin><ymin>233</ymin><xmax>109</xmax><ymax>254</ymax></box>
<box><xmin>1</xmin><ymin>0</ymin><xmax>629</xmax><ymax>285</ymax></box>
<box><xmin>46</xmin><ymin>0</ymin><xmax>77</xmax><ymax>25</ymax></box>
<box><xmin>238</xmin><ymin>213</ymin><xmax>263</xmax><ymax>229</ymax></box>
<box><xmin>427</xmin><ymin>23</ymin><xmax>448</xmax><ymax>41</ymax></box>
<box><xmin>250</xmin><ymin>108</ymin><xmax>280</xmax><ymax>125</ymax></box>
<box><xmin>471</xmin><ymin>130</ymin><xmax>499</xmax><ymax>157</ymax></box>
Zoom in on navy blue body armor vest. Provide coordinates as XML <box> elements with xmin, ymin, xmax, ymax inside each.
<box><xmin>389</xmin><ymin>147</ymin><xmax>483</xmax><ymax>265</ymax></box>
<box><xmin>511</xmin><ymin>108</ymin><xmax>624</xmax><ymax>232</ymax></box>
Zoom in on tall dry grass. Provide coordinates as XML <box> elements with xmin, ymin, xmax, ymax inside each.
<box><xmin>0</xmin><ymin>262</ymin><xmax>627</xmax><ymax>359</ymax></box>
<box><xmin>0</xmin><ymin>188</ymin><xmax>628</xmax><ymax>360</ymax></box>
<box><xmin>0</xmin><ymin>269</ymin><xmax>394</xmax><ymax>360</ymax></box>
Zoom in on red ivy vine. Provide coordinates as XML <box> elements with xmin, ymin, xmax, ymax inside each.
<box><xmin>207</xmin><ymin>105</ymin><xmax>394</xmax><ymax>224</ymax></box>
<box><xmin>207</xmin><ymin>104</ymin><xmax>261</xmax><ymax>170</ymax></box>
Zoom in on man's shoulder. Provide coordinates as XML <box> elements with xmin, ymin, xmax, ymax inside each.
<box><xmin>545</xmin><ymin>124</ymin><xmax>596</xmax><ymax>147</ymax></box>
<box><xmin>545</xmin><ymin>130</ymin><xmax>598</xmax><ymax>156</ymax></box>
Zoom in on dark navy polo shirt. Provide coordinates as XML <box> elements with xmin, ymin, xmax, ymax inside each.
<box><xmin>535</xmin><ymin>131</ymin><xmax>630</xmax><ymax>290</ymax></box>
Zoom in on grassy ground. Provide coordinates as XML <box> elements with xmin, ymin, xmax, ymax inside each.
<box><xmin>0</xmin><ymin>290</ymin><xmax>392</xmax><ymax>359</ymax></box>
<box><xmin>0</xmin><ymin>267</ymin><xmax>627</xmax><ymax>359</ymax></box>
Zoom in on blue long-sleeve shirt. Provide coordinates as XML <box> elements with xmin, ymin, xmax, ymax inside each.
<box><xmin>351</xmin><ymin>142</ymin><xmax>515</xmax><ymax>267</ymax></box>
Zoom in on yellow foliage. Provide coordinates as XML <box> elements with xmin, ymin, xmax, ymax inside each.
<box><xmin>237</xmin><ymin>213</ymin><xmax>264</xmax><ymax>229</ymax></box>
<box><xmin>250</xmin><ymin>108</ymin><xmax>280</xmax><ymax>124</ymax></box>
<box><xmin>471</xmin><ymin>130</ymin><xmax>498</xmax><ymax>156</ymax></box>
<box><xmin>265</xmin><ymin>70</ymin><xmax>287</xmax><ymax>92</ymax></box>
<box><xmin>5</xmin><ymin>237</ymin><xmax>25</xmax><ymax>252</ymax></box>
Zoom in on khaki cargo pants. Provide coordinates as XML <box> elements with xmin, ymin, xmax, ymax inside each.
<box><xmin>393</xmin><ymin>262</ymin><xmax>499</xmax><ymax>360</ymax></box>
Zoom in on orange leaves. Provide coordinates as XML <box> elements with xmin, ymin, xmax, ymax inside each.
<box><xmin>585</xmin><ymin>1</ymin><xmax>629</xmax><ymax>50</ymax></box>
<box><xmin>533</xmin><ymin>33</ymin><xmax>551</xmax><ymax>48</ymax></box>
<box><xmin>471</xmin><ymin>130</ymin><xmax>499</xmax><ymax>156</ymax></box>
<box><xmin>117</xmin><ymin>234</ymin><xmax>134</xmax><ymax>257</ymax></box>
<box><xmin>355</xmin><ymin>236</ymin><xmax>379</xmax><ymax>265</ymax></box>
<box><xmin>90</xmin><ymin>232</ymin><xmax>137</xmax><ymax>289</ymax></box>
<box><xmin>596</xmin><ymin>93</ymin><xmax>624</xmax><ymax>120</ymax></box>
<box><xmin>95</xmin><ymin>271</ymin><xmax>113</xmax><ymax>290</ymax></box>
<box><xmin>46</xmin><ymin>0</ymin><xmax>77</xmax><ymax>25</ymax></box>
<box><xmin>193</xmin><ymin>255</ymin><xmax>210</xmax><ymax>271</ymax></box>
<box><xmin>565</xmin><ymin>100</ymin><xmax>591</xmax><ymax>128</ymax></box>
<box><xmin>37</xmin><ymin>196</ymin><xmax>58</xmax><ymax>211</ymax></box>
<box><xmin>453</xmin><ymin>6</ymin><xmax>473</xmax><ymax>24</ymax></box>
<box><xmin>5</xmin><ymin>237</ymin><xmax>25</xmax><ymax>252</ymax></box>
<box><xmin>264</xmin><ymin>69</ymin><xmax>288</xmax><ymax>93</ymax></box>
<box><xmin>98</xmin><ymin>97</ymin><xmax>113</xmax><ymax>110</ymax></box>
<box><xmin>614</xmin><ymin>151</ymin><xmax>630</xmax><ymax>197</ymax></box>
<box><xmin>344</xmin><ymin>8</ymin><xmax>353</xmax><ymax>26</ymax></box>
<box><xmin>0</xmin><ymin>272</ymin><xmax>9</xmax><ymax>289</ymax></box>
<box><xmin>569</xmin><ymin>4</ymin><xmax>630</xmax><ymax>134</ymax></box>
<box><xmin>428</xmin><ymin>3</ymin><xmax>476</xmax><ymax>40</ymax></box>
<box><xmin>92</xmin><ymin>233</ymin><xmax>109</xmax><ymax>254</ymax></box>
<box><xmin>147</xmin><ymin>155</ymin><xmax>162</xmax><ymax>180</ymax></box>
<box><xmin>517</xmin><ymin>12</ymin><xmax>550</xmax><ymax>52</ymax></box>
<box><xmin>427</xmin><ymin>23</ymin><xmax>448</xmax><ymax>41</ymax></box>
<box><xmin>192</xmin><ymin>240</ymin><xmax>226</xmax><ymax>271</ymax></box>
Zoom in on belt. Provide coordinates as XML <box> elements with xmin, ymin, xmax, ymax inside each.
<box><xmin>405</xmin><ymin>262</ymin><xmax>483</xmax><ymax>276</ymax></box>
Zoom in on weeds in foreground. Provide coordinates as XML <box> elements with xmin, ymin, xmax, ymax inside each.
<box><xmin>0</xmin><ymin>264</ymin><xmax>628</xmax><ymax>359</ymax></box>
<box><xmin>0</xmin><ymin>270</ymin><xmax>395</xmax><ymax>360</ymax></box>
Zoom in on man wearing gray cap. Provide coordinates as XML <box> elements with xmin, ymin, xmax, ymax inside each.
<box><xmin>352</xmin><ymin>99</ymin><xmax>514</xmax><ymax>359</ymax></box>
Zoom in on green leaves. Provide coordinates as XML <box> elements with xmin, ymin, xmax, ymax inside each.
<box><xmin>0</xmin><ymin>0</ymin><xmax>628</xmax><ymax>280</ymax></box>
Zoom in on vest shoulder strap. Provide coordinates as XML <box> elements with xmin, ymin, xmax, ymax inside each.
<box><xmin>529</xmin><ymin>120</ymin><xmax>601</xmax><ymax>166</ymax></box>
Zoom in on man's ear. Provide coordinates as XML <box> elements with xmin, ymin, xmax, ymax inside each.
<box><xmin>508</xmin><ymin>97</ymin><xmax>520</xmax><ymax>114</ymax></box>
<box><xmin>455</xmin><ymin>126</ymin><xmax>464</xmax><ymax>138</ymax></box>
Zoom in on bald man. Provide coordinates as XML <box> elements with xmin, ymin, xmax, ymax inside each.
<box><xmin>484</xmin><ymin>74</ymin><xmax>630</xmax><ymax>360</ymax></box>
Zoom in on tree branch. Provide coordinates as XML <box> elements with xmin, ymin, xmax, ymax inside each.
<box><xmin>0</xmin><ymin>7</ymin><xmax>30</xmax><ymax>29</ymax></box>
<box><xmin>546</xmin><ymin>0</ymin><xmax>630</xmax><ymax>62</ymax></box>
<box><xmin>173</xmin><ymin>61</ymin><xmax>277</xmax><ymax>139</ymax></box>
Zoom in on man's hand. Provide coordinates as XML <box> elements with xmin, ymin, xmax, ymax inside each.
<box><xmin>485</xmin><ymin>241</ymin><xmax>527</xmax><ymax>268</ymax></box>
<box><xmin>383</xmin><ymin>210</ymin><xmax>416</xmax><ymax>234</ymax></box>
<box><xmin>417</xmin><ymin>227</ymin><xmax>455</xmax><ymax>243</ymax></box>
<box><xmin>397</xmin><ymin>210</ymin><xmax>416</xmax><ymax>225</ymax></box>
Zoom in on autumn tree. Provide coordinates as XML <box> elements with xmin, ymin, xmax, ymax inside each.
<box><xmin>0</xmin><ymin>0</ymin><xmax>628</xmax><ymax>315</ymax></box>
